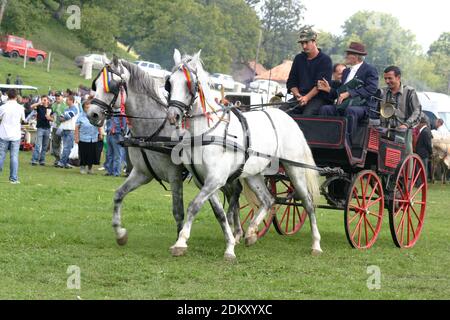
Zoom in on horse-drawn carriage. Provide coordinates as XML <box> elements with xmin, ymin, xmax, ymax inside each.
<box><xmin>87</xmin><ymin>51</ymin><xmax>427</xmax><ymax>260</ymax></box>
<box><xmin>239</xmin><ymin>114</ymin><xmax>427</xmax><ymax>249</ymax></box>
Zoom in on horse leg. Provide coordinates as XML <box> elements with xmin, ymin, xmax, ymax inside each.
<box><xmin>170</xmin><ymin>178</ymin><xmax>185</xmax><ymax>237</ymax></box>
<box><xmin>113</xmin><ymin>168</ymin><xmax>152</xmax><ymax>245</ymax></box>
<box><xmin>244</xmin><ymin>175</ymin><xmax>274</xmax><ymax>247</ymax></box>
<box><xmin>226</xmin><ymin>180</ymin><xmax>244</xmax><ymax>243</ymax></box>
<box><xmin>170</xmin><ymin>180</ymin><xmax>224</xmax><ymax>257</ymax></box>
<box><xmin>208</xmin><ymin>193</ymin><xmax>237</xmax><ymax>260</ymax></box>
<box><xmin>284</xmin><ymin>164</ymin><xmax>322</xmax><ymax>255</ymax></box>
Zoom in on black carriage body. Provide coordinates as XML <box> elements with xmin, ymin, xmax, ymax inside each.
<box><xmin>292</xmin><ymin>116</ymin><xmax>405</xmax><ymax>175</ymax></box>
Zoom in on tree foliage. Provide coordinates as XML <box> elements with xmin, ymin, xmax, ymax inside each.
<box><xmin>341</xmin><ymin>11</ymin><xmax>420</xmax><ymax>72</ymax></box>
<box><xmin>0</xmin><ymin>0</ymin><xmax>47</xmax><ymax>36</ymax></box>
<box><xmin>259</xmin><ymin>0</ymin><xmax>305</xmax><ymax>68</ymax></box>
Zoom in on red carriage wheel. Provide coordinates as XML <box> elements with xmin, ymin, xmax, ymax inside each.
<box><xmin>270</xmin><ymin>177</ymin><xmax>308</xmax><ymax>236</ymax></box>
<box><xmin>345</xmin><ymin>170</ymin><xmax>384</xmax><ymax>249</ymax></box>
<box><xmin>389</xmin><ymin>154</ymin><xmax>427</xmax><ymax>248</ymax></box>
<box><xmin>239</xmin><ymin>197</ymin><xmax>273</xmax><ymax>239</ymax></box>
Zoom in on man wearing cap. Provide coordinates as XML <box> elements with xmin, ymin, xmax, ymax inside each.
<box><xmin>318</xmin><ymin>42</ymin><xmax>379</xmax><ymax>142</ymax></box>
<box><xmin>285</xmin><ymin>26</ymin><xmax>332</xmax><ymax>116</ymax></box>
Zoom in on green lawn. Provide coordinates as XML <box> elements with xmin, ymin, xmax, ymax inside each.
<box><xmin>0</xmin><ymin>153</ymin><xmax>449</xmax><ymax>299</ymax></box>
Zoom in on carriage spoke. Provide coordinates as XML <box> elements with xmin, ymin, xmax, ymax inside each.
<box><xmin>410</xmin><ymin>183</ymin><xmax>425</xmax><ymax>201</ymax></box>
<box><xmin>410</xmin><ymin>166</ymin><xmax>423</xmax><ymax>193</ymax></box>
<box><xmin>360</xmin><ymin>177</ymin><xmax>367</xmax><ymax>207</ymax></box>
<box><xmin>367</xmin><ymin>197</ymin><xmax>382</xmax><ymax>208</ymax></box>
<box><xmin>364</xmin><ymin>216</ymin><xmax>369</xmax><ymax>246</ymax></box>
<box><xmin>369</xmin><ymin>211</ymin><xmax>382</xmax><ymax>219</ymax></box>
<box><xmin>364</xmin><ymin>215</ymin><xmax>376</xmax><ymax>235</ymax></box>
<box><xmin>410</xmin><ymin>205</ymin><xmax>421</xmax><ymax>223</ymax></box>
<box><xmin>396</xmin><ymin>208</ymin><xmax>407</xmax><ymax>236</ymax></box>
<box><xmin>351</xmin><ymin>214</ymin><xmax>364</xmax><ymax>241</ymax></box>
<box><xmin>241</xmin><ymin>208</ymin><xmax>254</xmax><ymax>225</ymax></box>
<box><xmin>366</xmin><ymin>181</ymin><xmax>378</xmax><ymax>205</ymax></box>
<box><xmin>353</xmin><ymin>189</ymin><xmax>362</xmax><ymax>208</ymax></box>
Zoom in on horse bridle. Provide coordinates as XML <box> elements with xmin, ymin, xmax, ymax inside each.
<box><xmin>166</xmin><ymin>63</ymin><xmax>199</xmax><ymax>117</ymax></box>
<box><xmin>91</xmin><ymin>64</ymin><xmax>128</xmax><ymax>118</ymax></box>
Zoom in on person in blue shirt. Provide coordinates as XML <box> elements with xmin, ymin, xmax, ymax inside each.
<box><xmin>56</xmin><ymin>96</ymin><xmax>79</xmax><ymax>168</ymax></box>
<box><xmin>75</xmin><ymin>100</ymin><xmax>102</xmax><ymax>174</ymax></box>
<box><xmin>104</xmin><ymin>114</ymin><xmax>127</xmax><ymax>177</ymax></box>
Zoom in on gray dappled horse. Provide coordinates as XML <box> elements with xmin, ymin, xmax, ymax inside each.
<box><xmin>87</xmin><ymin>56</ymin><xmax>243</xmax><ymax>247</ymax></box>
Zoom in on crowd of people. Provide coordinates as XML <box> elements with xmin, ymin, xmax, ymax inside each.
<box><xmin>0</xmin><ymin>85</ymin><xmax>131</xmax><ymax>184</ymax></box>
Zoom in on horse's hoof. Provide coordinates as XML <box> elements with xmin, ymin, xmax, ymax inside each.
<box><xmin>170</xmin><ymin>246</ymin><xmax>188</xmax><ymax>257</ymax></box>
<box><xmin>116</xmin><ymin>232</ymin><xmax>128</xmax><ymax>246</ymax></box>
<box><xmin>245</xmin><ymin>234</ymin><xmax>258</xmax><ymax>247</ymax></box>
<box><xmin>311</xmin><ymin>248</ymin><xmax>323</xmax><ymax>256</ymax></box>
<box><xmin>235</xmin><ymin>234</ymin><xmax>242</xmax><ymax>244</ymax></box>
<box><xmin>224</xmin><ymin>253</ymin><xmax>237</xmax><ymax>262</ymax></box>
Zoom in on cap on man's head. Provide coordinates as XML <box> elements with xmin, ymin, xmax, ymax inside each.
<box><xmin>297</xmin><ymin>25</ymin><xmax>318</xmax><ymax>43</ymax></box>
<box><xmin>55</xmin><ymin>91</ymin><xmax>62</xmax><ymax>97</ymax></box>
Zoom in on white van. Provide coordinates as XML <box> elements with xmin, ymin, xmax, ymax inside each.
<box><xmin>417</xmin><ymin>92</ymin><xmax>450</xmax><ymax>130</ymax></box>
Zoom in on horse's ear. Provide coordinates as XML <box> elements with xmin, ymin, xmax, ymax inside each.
<box><xmin>112</xmin><ymin>54</ymin><xmax>119</xmax><ymax>67</ymax></box>
<box><xmin>192</xmin><ymin>50</ymin><xmax>202</xmax><ymax>63</ymax></box>
<box><xmin>174</xmin><ymin>49</ymin><xmax>182</xmax><ymax>65</ymax></box>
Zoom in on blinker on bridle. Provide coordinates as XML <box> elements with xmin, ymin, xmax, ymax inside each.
<box><xmin>167</xmin><ymin>64</ymin><xmax>199</xmax><ymax>117</ymax></box>
<box><xmin>91</xmin><ymin>64</ymin><xmax>128</xmax><ymax>118</ymax></box>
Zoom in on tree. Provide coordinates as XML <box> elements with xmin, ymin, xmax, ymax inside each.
<box><xmin>0</xmin><ymin>0</ymin><xmax>47</xmax><ymax>36</ymax></box>
<box><xmin>0</xmin><ymin>0</ymin><xmax>7</xmax><ymax>29</ymax></box>
<box><xmin>259</xmin><ymin>0</ymin><xmax>305</xmax><ymax>68</ymax></box>
<box><xmin>341</xmin><ymin>11</ymin><xmax>420</xmax><ymax>73</ymax></box>
<box><xmin>428</xmin><ymin>32</ymin><xmax>450</xmax><ymax>56</ymax></box>
<box><xmin>428</xmin><ymin>32</ymin><xmax>450</xmax><ymax>93</ymax></box>
<box><xmin>74</xmin><ymin>4</ymin><xmax>120</xmax><ymax>52</ymax></box>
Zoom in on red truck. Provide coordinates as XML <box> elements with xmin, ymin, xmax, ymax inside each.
<box><xmin>0</xmin><ymin>35</ymin><xmax>47</xmax><ymax>63</ymax></box>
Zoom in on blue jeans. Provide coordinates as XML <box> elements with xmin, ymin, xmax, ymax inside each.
<box><xmin>105</xmin><ymin>134</ymin><xmax>123</xmax><ymax>176</ymax></box>
<box><xmin>0</xmin><ymin>138</ymin><xmax>21</xmax><ymax>182</ymax></box>
<box><xmin>31</xmin><ymin>128</ymin><xmax>50</xmax><ymax>164</ymax></box>
<box><xmin>58</xmin><ymin>130</ymin><xmax>74</xmax><ymax>166</ymax></box>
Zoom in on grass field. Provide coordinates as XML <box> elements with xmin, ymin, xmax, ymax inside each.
<box><xmin>0</xmin><ymin>153</ymin><xmax>450</xmax><ymax>300</ymax></box>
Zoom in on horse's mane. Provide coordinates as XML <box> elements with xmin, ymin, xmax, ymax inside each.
<box><xmin>121</xmin><ymin>60</ymin><xmax>166</xmax><ymax>106</ymax></box>
<box><xmin>179</xmin><ymin>55</ymin><xmax>221</xmax><ymax>111</ymax></box>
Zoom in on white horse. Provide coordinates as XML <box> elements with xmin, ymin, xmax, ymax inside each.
<box><xmin>166</xmin><ymin>49</ymin><xmax>322</xmax><ymax>260</ymax></box>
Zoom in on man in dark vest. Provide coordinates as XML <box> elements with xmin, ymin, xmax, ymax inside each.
<box><xmin>284</xmin><ymin>25</ymin><xmax>332</xmax><ymax>116</ymax></box>
<box><xmin>380</xmin><ymin>65</ymin><xmax>421</xmax><ymax>155</ymax></box>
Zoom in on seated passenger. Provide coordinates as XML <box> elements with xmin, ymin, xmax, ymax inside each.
<box><xmin>317</xmin><ymin>42</ymin><xmax>379</xmax><ymax>143</ymax></box>
<box><xmin>282</xmin><ymin>26</ymin><xmax>332</xmax><ymax>116</ymax></box>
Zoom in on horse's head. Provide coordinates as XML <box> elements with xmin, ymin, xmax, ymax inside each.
<box><xmin>87</xmin><ymin>55</ymin><xmax>130</xmax><ymax>127</ymax></box>
<box><xmin>167</xmin><ymin>49</ymin><xmax>202</xmax><ymax>126</ymax></box>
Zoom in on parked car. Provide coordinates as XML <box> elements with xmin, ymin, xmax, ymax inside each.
<box><xmin>0</xmin><ymin>34</ymin><xmax>47</xmax><ymax>63</ymax></box>
<box><xmin>75</xmin><ymin>53</ymin><xmax>109</xmax><ymax>69</ymax></box>
<box><xmin>134</xmin><ymin>60</ymin><xmax>170</xmax><ymax>78</ymax></box>
<box><xmin>209</xmin><ymin>73</ymin><xmax>235</xmax><ymax>91</ymax></box>
<box><xmin>249</xmin><ymin>79</ymin><xmax>283</xmax><ymax>95</ymax></box>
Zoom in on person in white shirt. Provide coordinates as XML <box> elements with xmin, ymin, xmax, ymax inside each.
<box><xmin>0</xmin><ymin>89</ymin><xmax>26</xmax><ymax>184</ymax></box>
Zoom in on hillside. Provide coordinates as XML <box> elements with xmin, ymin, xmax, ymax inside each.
<box><xmin>1</xmin><ymin>17</ymin><xmax>138</xmax><ymax>95</ymax></box>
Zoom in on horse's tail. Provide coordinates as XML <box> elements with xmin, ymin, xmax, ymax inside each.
<box><xmin>303</xmin><ymin>144</ymin><xmax>320</xmax><ymax>205</ymax></box>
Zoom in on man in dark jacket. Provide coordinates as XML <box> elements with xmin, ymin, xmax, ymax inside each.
<box><xmin>318</xmin><ymin>42</ymin><xmax>379</xmax><ymax>142</ymax></box>
<box><xmin>415</xmin><ymin>116</ymin><xmax>433</xmax><ymax>180</ymax></box>
<box><xmin>284</xmin><ymin>26</ymin><xmax>332</xmax><ymax>116</ymax></box>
